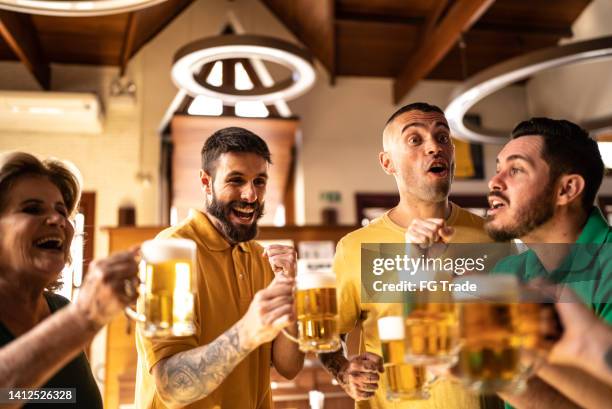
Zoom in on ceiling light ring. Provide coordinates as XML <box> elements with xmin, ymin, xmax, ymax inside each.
<box><xmin>0</xmin><ymin>0</ymin><xmax>167</xmax><ymax>17</ymax></box>
<box><xmin>445</xmin><ymin>35</ymin><xmax>612</xmax><ymax>144</ymax></box>
<box><xmin>172</xmin><ymin>35</ymin><xmax>316</xmax><ymax>105</ymax></box>
<box><xmin>197</xmin><ymin>78</ymin><xmax>295</xmax><ymax>97</ymax></box>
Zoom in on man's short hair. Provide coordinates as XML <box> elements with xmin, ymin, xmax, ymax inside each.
<box><xmin>385</xmin><ymin>102</ymin><xmax>445</xmax><ymax>127</ymax></box>
<box><xmin>201</xmin><ymin>127</ymin><xmax>272</xmax><ymax>176</ymax></box>
<box><xmin>511</xmin><ymin>117</ymin><xmax>604</xmax><ymax>210</ymax></box>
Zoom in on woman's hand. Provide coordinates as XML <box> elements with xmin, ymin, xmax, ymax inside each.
<box><xmin>74</xmin><ymin>248</ymin><xmax>140</xmax><ymax>330</ymax></box>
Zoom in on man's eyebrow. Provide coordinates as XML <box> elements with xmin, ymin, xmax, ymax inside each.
<box><xmin>225</xmin><ymin>171</ymin><xmax>268</xmax><ymax>178</ymax></box>
<box><xmin>401</xmin><ymin>121</ymin><xmax>449</xmax><ymax>134</ymax></box>
<box><xmin>496</xmin><ymin>154</ymin><xmax>535</xmax><ymax>167</ymax></box>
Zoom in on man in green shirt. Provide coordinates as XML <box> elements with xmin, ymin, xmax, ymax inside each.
<box><xmin>484</xmin><ymin>117</ymin><xmax>611</xmax><ymax>408</ymax></box>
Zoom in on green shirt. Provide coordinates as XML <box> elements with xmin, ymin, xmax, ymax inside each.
<box><xmin>493</xmin><ymin>207</ymin><xmax>612</xmax><ymax>322</ymax></box>
<box><xmin>492</xmin><ymin>208</ymin><xmax>611</xmax><ymax>409</ymax></box>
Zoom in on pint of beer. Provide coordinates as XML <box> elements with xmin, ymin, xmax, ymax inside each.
<box><xmin>453</xmin><ymin>275</ymin><xmax>529</xmax><ymax>394</ymax></box>
<box><xmin>378</xmin><ymin>316</ymin><xmax>432</xmax><ymax>401</ymax></box>
<box><xmin>126</xmin><ymin>238</ymin><xmax>197</xmax><ymax>338</ymax></box>
<box><xmin>294</xmin><ymin>261</ymin><xmax>341</xmax><ymax>353</ymax></box>
<box><xmin>404</xmin><ymin>301</ymin><xmax>459</xmax><ymax>365</ymax></box>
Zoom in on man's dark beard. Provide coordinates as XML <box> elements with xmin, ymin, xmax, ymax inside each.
<box><xmin>207</xmin><ymin>191</ymin><xmax>265</xmax><ymax>243</ymax></box>
<box><xmin>485</xmin><ymin>184</ymin><xmax>556</xmax><ymax>242</ymax></box>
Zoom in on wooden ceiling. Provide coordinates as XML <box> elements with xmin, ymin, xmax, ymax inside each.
<box><xmin>263</xmin><ymin>0</ymin><xmax>592</xmax><ymax>102</ymax></box>
<box><xmin>0</xmin><ymin>0</ymin><xmax>194</xmax><ymax>89</ymax></box>
<box><xmin>0</xmin><ymin>0</ymin><xmax>592</xmax><ymax>101</ymax></box>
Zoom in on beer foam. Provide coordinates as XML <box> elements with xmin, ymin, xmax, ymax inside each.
<box><xmin>453</xmin><ymin>275</ymin><xmax>519</xmax><ymax>302</ymax></box>
<box><xmin>141</xmin><ymin>238</ymin><xmax>196</xmax><ymax>264</ymax></box>
<box><xmin>296</xmin><ymin>271</ymin><xmax>336</xmax><ymax>290</ymax></box>
<box><xmin>377</xmin><ymin>316</ymin><xmax>405</xmax><ymax>341</ymax></box>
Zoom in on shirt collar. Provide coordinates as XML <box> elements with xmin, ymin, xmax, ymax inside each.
<box><xmin>188</xmin><ymin>209</ymin><xmax>251</xmax><ymax>252</ymax></box>
<box><xmin>577</xmin><ymin>207</ymin><xmax>610</xmax><ymax>244</ymax></box>
<box><xmin>523</xmin><ymin>207</ymin><xmax>609</xmax><ymax>276</ymax></box>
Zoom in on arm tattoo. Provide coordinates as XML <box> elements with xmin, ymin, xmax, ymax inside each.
<box><xmin>319</xmin><ymin>349</ymin><xmax>348</xmax><ymax>386</ymax></box>
<box><xmin>155</xmin><ymin>323</ymin><xmax>251</xmax><ymax>406</ymax></box>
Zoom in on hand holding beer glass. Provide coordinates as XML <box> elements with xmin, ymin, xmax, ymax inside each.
<box><xmin>277</xmin><ymin>259</ymin><xmax>342</xmax><ymax>353</ymax></box>
<box><xmin>378</xmin><ymin>316</ymin><xmax>437</xmax><ymax>401</ymax></box>
<box><xmin>125</xmin><ymin>238</ymin><xmax>197</xmax><ymax>338</ymax></box>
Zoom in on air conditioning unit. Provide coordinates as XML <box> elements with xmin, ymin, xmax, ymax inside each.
<box><xmin>0</xmin><ymin>91</ymin><xmax>103</xmax><ymax>134</ymax></box>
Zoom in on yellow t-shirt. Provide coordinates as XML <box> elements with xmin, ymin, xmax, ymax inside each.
<box><xmin>135</xmin><ymin>209</ymin><xmax>275</xmax><ymax>409</ymax></box>
<box><xmin>334</xmin><ymin>203</ymin><xmax>495</xmax><ymax>409</ymax></box>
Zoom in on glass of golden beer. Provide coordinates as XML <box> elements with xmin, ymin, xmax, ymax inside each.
<box><xmin>402</xmin><ymin>282</ymin><xmax>460</xmax><ymax>366</ymax></box>
<box><xmin>126</xmin><ymin>238</ymin><xmax>197</xmax><ymax>338</ymax></box>
<box><xmin>282</xmin><ymin>260</ymin><xmax>341</xmax><ymax>353</ymax></box>
<box><xmin>378</xmin><ymin>316</ymin><xmax>434</xmax><ymax>401</ymax></box>
<box><xmin>453</xmin><ymin>275</ymin><xmax>529</xmax><ymax>394</ymax></box>
<box><xmin>515</xmin><ymin>290</ymin><xmax>562</xmax><ymax>373</ymax></box>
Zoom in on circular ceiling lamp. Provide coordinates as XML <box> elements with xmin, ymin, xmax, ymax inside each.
<box><xmin>446</xmin><ymin>35</ymin><xmax>612</xmax><ymax>144</ymax></box>
<box><xmin>0</xmin><ymin>0</ymin><xmax>167</xmax><ymax>17</ymax></box>
<box><xmin>172</xmin><ymin>34</ymin><xmax>316</xmax><ymax>105</ymax></box>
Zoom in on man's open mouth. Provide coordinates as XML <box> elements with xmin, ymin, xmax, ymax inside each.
<box><xmin>427</xmin><ymin>161</ymin><xmax>448</xmax><ymax>176</ymax></box>
<box><xmin>231</xmin><ymin>206</ymin><xmax>256</xmax><ymax>222</ymax></box>
<box><xmin>487</xmin><ymin>196</ymin><xmax>508</xmax><ymax>216</ymax></box>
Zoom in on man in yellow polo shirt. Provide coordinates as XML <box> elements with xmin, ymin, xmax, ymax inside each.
<box><xmin>319</xmin><ymin>102</ymin><xmax>495</xmax><ymax>409</ymax></box>
<box><xmin>135</xmin><ymin>127</ymin><xmax>304</xmax><ymax>409</ymax></box>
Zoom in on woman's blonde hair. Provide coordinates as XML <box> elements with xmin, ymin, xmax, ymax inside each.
<box><xmin>0</xmin><ymin>151</ymin><xmax>82</xmax><ymax>217</ymax></box>
<box><xmin>0</xmin><ymin>151</ymin><xmax>83</xmax><ymax>291</ymax></box>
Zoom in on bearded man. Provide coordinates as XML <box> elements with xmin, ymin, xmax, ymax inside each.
<box><xmin>135</xmin><ymin>127</ymin><xmax>304</xmax><ymax>409</ymax></box>
<box><xmin>486</xmin><ymin>117</ymin><xmax>612</xmax><ymax>409</ymax></box>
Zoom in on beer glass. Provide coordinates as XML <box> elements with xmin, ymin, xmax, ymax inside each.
<box><xmin>400</xmin><ymin>270</ymin><xmax>460</xmax><ymax>366</ymax></box>
<box><xmin>126</xmin><ymin>238</ymin><xmax>197</xmax><ymax>338</ymax></box>
<box><xmin>283</xmin><ymin>260</ymin><xmax>341</xmax><ymax>353</ymax></box>
<box><xmin>403</xmin><ymin>301</ymin><xmax>459</xmax><ymax>365</ymax></box>
<box><xmin>378</xmin><ymin>316</ymin><xmax>434</xmax><ymax>401</ymax></box>
<box><xmin>516</xmin><ymin>290</ymin><xmax>562</xmax><ymax>373</ymax></box>
<box><xmin>453</xmin><ymin>275</ymin><xmax>529</xmax><ymax>394</ymax></box>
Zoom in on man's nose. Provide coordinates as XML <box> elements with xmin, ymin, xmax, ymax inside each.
<box><xmin>425</xmin><ymin>139</ymin><xmax>443</xmax><ymax>155</ymax></box>
<box><xmin>488</xmin><ymin>171</ymin><xmax>506</xmax><ymax>192</ymax></box>
<box><xmin>241</xmin><ymin>183</ymin><xmax>257</xmax><ymax>202</ymax></box>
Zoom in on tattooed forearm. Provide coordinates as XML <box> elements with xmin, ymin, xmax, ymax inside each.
<box><xmin>318</xmin><ymin>349</ymin><xmax>348</xmax><ymax>385</ymax></box>
<box><xmin>153</xmin><ymin>322</ymin><xmax>252</xmax><ymax>408</ymax></box>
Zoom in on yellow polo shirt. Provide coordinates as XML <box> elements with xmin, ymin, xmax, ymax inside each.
<box><xmin>135</xmin><ymin>209</ymin><xmax>275</xmax><ymax>409</ymax></box>
<box><xmin>334</xmin><ymin>203</ymin><xmax>495</xmax><ymax>409</ymax></box>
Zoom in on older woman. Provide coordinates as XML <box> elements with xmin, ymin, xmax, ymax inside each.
<box><xmin>0</xmin><ymin>152</ymin><xmax>140</xmax><ymax>408</ymax></box>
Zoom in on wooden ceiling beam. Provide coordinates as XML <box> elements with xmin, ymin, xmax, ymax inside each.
<box><xmin>118</xmin><ymin>0</ymin><xmax>194</xmax><ymax>74</ymax></box>
<box><xmin>0</xmin><ymin>10</ymin><xmax>50</xmax><ymax>90</ymax></box>
<box><xmin>393</xmin><ymin>0</ymin><xmax>495</xmax><ymax>104</ymax></box>
<box><xmin>119</xmin><ymin>12</ymin><xmax>139</xmax><ymax>76</ymax></box>
<box><xmin>472</xmin><ymin>22</ymin><xmax>573</xmax><ymax>38</ymax></box>
<box><xmin>261</xmin><ymin>0</ymin><xmax>336</xmax><ymax>82</ymax></box>
<box><xmin>421</xmin><ymin>0</ymin><xmax>449</xmax><ymax>41</ymax></box>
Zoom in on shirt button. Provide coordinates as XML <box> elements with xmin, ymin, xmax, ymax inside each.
<box><xmin>239</xmin><ymin>273</ymin><xmax>244</xmax><ymax>279</ymax></box>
